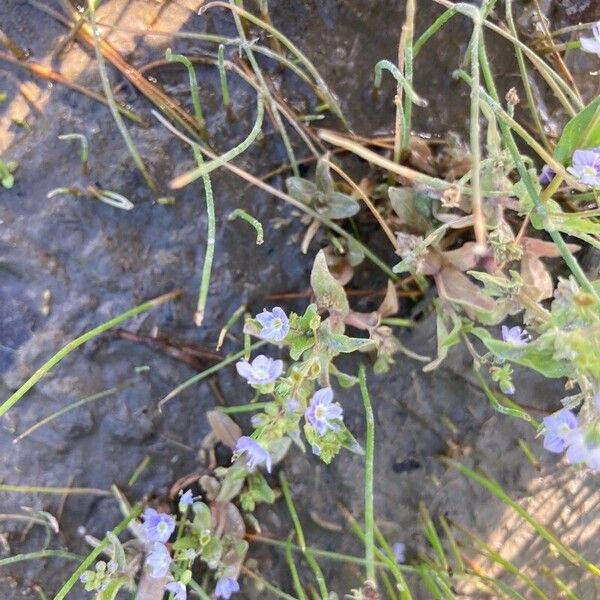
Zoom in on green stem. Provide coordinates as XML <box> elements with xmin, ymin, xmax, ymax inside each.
<box><xmin>217</xmin><ymin>44</ymin><xmax>231</xmax><ymax>108</ymax></box>
<box><xmin>279</xmin><ymin>472</ymin><xmax>329</xmax><ymax>599</ymax></box>
<box><xmin>201</xmin><ymin>1</ymin><xmax>348</xmax><ymax>128</ymax></box>
<box><xmin>469</xmin><ymin>15</ymin><xmax>486</xmax><ymax>249</ymax></box>
<box><xmin>401</xmin><ymin>0</ymin><xmax>416</xmax><ymax>157</ymax></box>
<box><xmin>158</xmin><ymin>340</ymin><xmax>267</xmax><ymax>409</ymax></box>
<box><xmin>414</xmin><ymin>8</ymin><xmax>456</xmax><ymax>56</ymax></box>
<box><xmin>505</xmin><ymin>0</ymin><xmax>551</xmax><ymax>151</ymax></box>
<box><xmin>0</xmin><ymin>551</ymin><xmax>82</xmax><ymax>568</ymax></box>
<box><xmin>228</xmin><ymin>208</ymin><xmax>264</xmax><ymax>244</ymax></box>
<box><xmin>86</xmin><ymin>0</ymin><xmax>157</xmax><ymax>191</ymax></box>
<box><xmin>0</xmin><ymin>484</ymin><xmax>110</xmax><ymax>495</ymax></box>
<box><xmin>358</xmin><ymin>365</ymin><xmax>375</xmax><ymax>585</ymax></box>
<box><xmin>285</xmin><ymin>537</ymin><xmax>308</xmax><ymax>600</ymax></box>
<box><xmin>171</xmin><ymin>98</ymin><xmax>264</xmax><ymax>189</ymax></box>
<box><xmin>477</xmin><ymin>37</ymin><xmax>599</xmax><ymax>301</ymax></box>
<box><xmin>218</xmin><ymin>401</ymin><xmax>272</xmax><ymax>414</ymax></box>
<box><xmin>53</xmin><ymin>505</ymin><xmax>142</xmax><ymax>600</ymax></box>
<box><xmin>228</xmin><ymin>1</ymin><xmax>298</xmax><ymax>176</ymax></box>
<box><xmin>193</xmin><ymin>147</ymin><xmax>216</xmax><ymax>327</ymax></box>
<box><xmin>165</xmin><ymin>49</ymin><xmax>207</xmax><ymax>136</ymax></box>
<box><xmin>0</xmin><ymin>290</ymin><xmax>180</xmax><ymax>417</ymax></box>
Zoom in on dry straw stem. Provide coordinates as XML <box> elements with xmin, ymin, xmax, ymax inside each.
<box><xmin>324</xmin><ymin>159</ymin><xmax>398</xmax><ymax>249</ymax></box>
<box><xmin>29</xmin><ymin>0</ymin><xmax>204</xmax><ymax>137</ymax></box>
<box><xmin>0</xmin><ymin>50</ymin><xmax>142</xmax><ymax>123</ymax></box>
<box><xmin>318</xmin><ymin>129</ymin><xmax>454</xmax><ymax>191</ymax></box>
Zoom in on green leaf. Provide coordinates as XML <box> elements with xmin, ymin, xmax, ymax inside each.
<box><xmin>248</xmin><ymin>472</ymin><xmax>275</xmax><ymax>504</ymax></box>
<box><xmin>329</xmin><ymin>363</ymin><xmax>359</xmax><ymax>387</ymax></box>
<box><xmin>321</xmin><ymin>191</ymin><xmax>360</xmax><ymax>219</ymax></box>
<box><xmin>389</xmin><ymin>186</ymin><xmax>430</xmax><ymax>234</ymax></box>
<box><xmin>424</xmin><ymin>304</ymin><xmax>462</xmax><ymax>372</ymax></box>
<box><xmin>216</xmin><ymin>466</ymin><xmax>247</xmax><ymax>503</ymax></box>
<box><xmin>287</xmin><ymin>332</ymin><xmax>315</xmax><ymax>361</ymax></box>
<box><xmin>100</xmin><ymin>578</ymin><xmax>127</xmax><ymax>600</ymax></box>
<box><xmin>286</xmin><ymin>177</ymin><xmax>317</xmax><ymax>204</ymax></box>
<box><xmin>320</xmin><ymin>320</ymin><xmax>374</xmax><ymax>354</ymax></box>
<box><xmin>553</xmin><ymin>95</ymin><xmax>600</xmax><ymax>165</ymax></box>
<box><xmin>316</xmin><ymin>155</ymin><xmax>335</xmax><ymax>193</ymax></box>
<box><xmin>310</xmin><ymin>250</ymin><xmax>349</xmax><ymax>318</ymax></box>
<box><xmin>470</xmin><ymin>327</ymin><xmax>571</xmax><ymax>378</ymax></box>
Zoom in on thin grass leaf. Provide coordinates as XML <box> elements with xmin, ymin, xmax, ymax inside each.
<box><xmin>443</xmin><ymin>458</ymin><xmax>600</xmax><ymax>577</ymax></box>
<box><xmin>0</xmin><ymin>289</ymin><xmax>180</xmax><ymax>417</ymax></box>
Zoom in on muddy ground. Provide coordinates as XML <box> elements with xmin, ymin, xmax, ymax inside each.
<box><xmin>0</xmin><ymin>0</ymin><xmax>599</xmax><ymax>598</ymax></box>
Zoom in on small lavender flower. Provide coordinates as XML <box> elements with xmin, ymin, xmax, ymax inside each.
<box><xmin>581</xmin><ymin>22</ymin><xmax>600</xmax><ymax>56</ymax></box>
<box><xmin>178</xmin><ymin>490</ymin><xmax>193</xmax><ymax>512</ymax></box>
<box><xmin>236</xmin><ymin>355</ymin><xmax>283</xmax><ymax>385</ymax></box>
<box><xmin>215</xmin><ymin>576</ymin><xmax>240</xmax><ymax>599</ymax></box>
<box><xmin>165</xmin><ymin>581</ymin><xmax>187</xmax><ymax>600</ymax></box>
<box><xmin>145</xmin><ymin>542</ymin><xmax>171</xmax><ymax>578</ymax></box>
<box><xmin>286</xmin><ymin>397</ymin><xmax>299</xmax><ymax>414</ymax></box>
<box><xmin>256</xmin><ymin>306</ymin><xmax>289</xmax><ymax>341</ymax></box>
<box><xmin>566</xmin><ymin>426</ymin><xmax>600</xmax><ymax>471</ymax></box>
<box><xmin>542</xmin><ymin>409</ymin><xmax>578</xmax><ymax>453</ymax></box>
<box><xmin>305</xmin><ymin>387</ymin><xmax>343</xmax><ymax>436</ymax></box>
<box><xmin>235</xmin><ymin>436</ymin><xmax>272</xmax><ymax>473</ymax></box>
<box><xmin>143</xmin><ymin>508</ymin><xmax>175</xmax><ymax>543</ymax></box>
<box><xmin>567</xmin><ymin>149</ymin><xmax>600</xmax><ymax>187</ymax></box>
<box><xmin>392</xmin><ymin>542</ymin><xmax>406</xmax><ymax>564</ymax></box>
<box><xmin>539</xmin><ymin>165</ymin><xmax>555</xmax><ymax>186</ymax></box>
<box><xmin>501</xmin><ymin>325</ymin><xmax>529</xmax><ymax>346</ymax></box>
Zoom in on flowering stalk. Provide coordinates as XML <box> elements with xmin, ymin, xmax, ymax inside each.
<box><xmin>54</xmin><ymin>505</ymin><xmax>143</xmax><ymax>600</ymax></box>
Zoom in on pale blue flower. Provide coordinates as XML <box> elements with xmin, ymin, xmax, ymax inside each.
<box><xmin>501</xmin><ymin>325</ymin><xmax>529</xmax><ymax>346</ymax></box>
<box><xmin>165</xmin><ymin>581</ymin><xmax>187</xmax><ymax>600</ymax></box>
<box><xmin>567</xmin><ymin>149</ymin><xmax>600</xmax><ymax>187</ymax></box>
<box><xmin>146</xmin><ymin>542</ymin><xmax>171</xmax><ymax>578</ymax></box>
<box><xmin>566</xmin><ymin>427</ymin><xmax>600</xmax><ymax>471</ymax></box>
<box><xmin>235</xmin><ymin>436</ymin><xmax>272</xmax><ymax>473</ymax></box>
<box><xmin>215</xmin><ymin>576</ymin><xmax>240</xmax><ymax>599</ymax></box>
<box><xmin>178</xmin><ymin>490</ymin><xmax>193</xmax><ymax>512</ymax></box>
<box><xmin>539</xmin><ymin>165</ymin><xmax>554</xmax><ymax>186</ymax></box>
<box><xmin>236</xmin><ymin>354</ymin><xmax>283</xmax><ymax>385</ymax></box>
<box><xmin>305</xmin><ymin>387</ymin><xmax>343</xmax><ymax>436</ymax></box>
<box><xmin>256</xmin><ymin>307</ymin><xmax>289</xmax><ymax>341</ymax></box>
<box><xmin>581</xmin><ymin>22</ymin><xmax>600</xmax><ymax>56</ymax></box>
<box><xmin>392</xmin><ymin>542</ymin><xmax>406</xmax><ymax>564</ymax></box>
<box><xmin>542</xmin><ymin>409</ymin><xmax>578</xmax><ymax>453</ymax></box>
<box><xmin>143</xmin><ymin>508</ymin><xmax>175</xmax><ymax>543</ymax></box>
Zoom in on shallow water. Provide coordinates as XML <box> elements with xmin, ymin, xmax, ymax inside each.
<box><xmin>0</xmin><ymin>0</ymin><xmax>599</xmax><ymax>597</ymax></box>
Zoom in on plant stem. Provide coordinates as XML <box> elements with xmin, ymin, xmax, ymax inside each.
<box><xmin>217</xmin><ymin>44</ymin><xmax>231</xmax><ymax>108</ymax></box>
<box><xmin>358</xmin><ymin>365</ymin><xmax>376</xmax><ymax>585</ymax></box>
<box><xmin>193</xmin><ymin>147</ymin><xmax>216</xmax><ymax>327</ymax></box>
<box><xmin>86</xmin><ymin>0</ymin><xmax>157</xmax><ymax>191</ymax></box>
<box><xmin>165</xmin><ymin>49</ymin><xmax>207</xmax><ymax>138</ymax></box>
<box><xmin>477</xmin><ymin>36</ymin><xmax>599</xmax><ymax>301</ymax></box>
<box><xmin>279</xmin><ymin>472</ymin><xmax>329</xmax><ymax>599</ymax></box>
<box><xmin>228</xmin><ymin>208</ymin><xmax>264</xmax><ymax>244</ymax></box>
<box><xmin>401</xmin><ymin>0</ymin><xmax>416</xmax><ymax>158</ymax></box>
<box><xmin>158</xmin><ymin>340</ymin><xmax>267</xmax><ymax>409</ymax></box>
<box><xmin>53</xmin><ymin>505</ymin><xmax>143</xmax><ymax>600</ymax></box>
